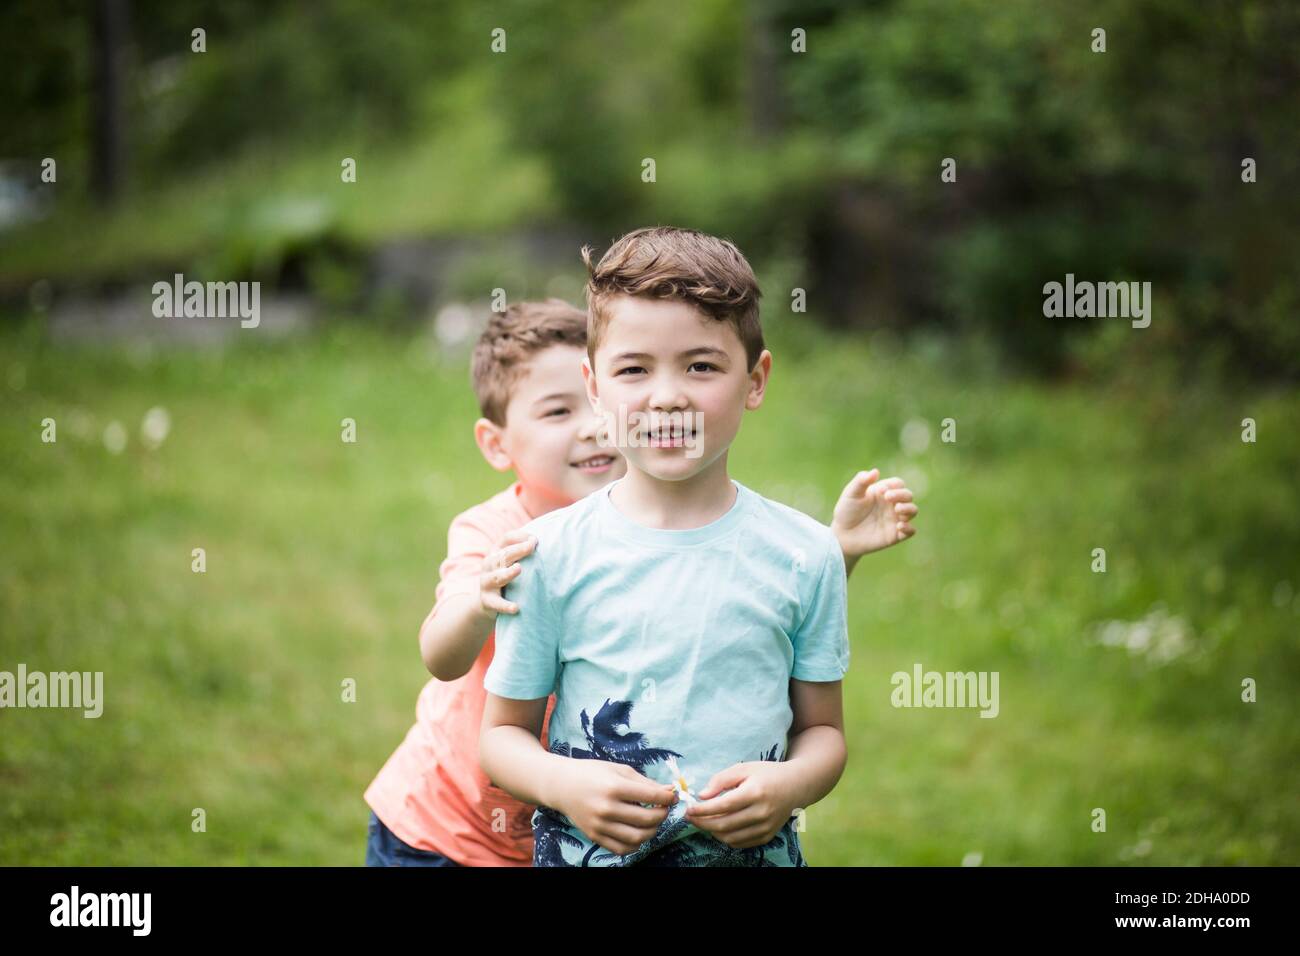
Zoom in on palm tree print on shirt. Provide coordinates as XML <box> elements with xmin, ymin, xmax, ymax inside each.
<box><xmin>551</xmin><ymin>698</ymin><xmax>683</xmax><ymax>768</ymax></box>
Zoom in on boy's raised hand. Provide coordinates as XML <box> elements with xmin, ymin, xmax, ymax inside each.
<box><xmin>478</xmin><ymin>530</ymin><xmax>537</xmax><ymax>618</ymax></box>
<box><xmin>831</xmin><ymin>468</ymin><xmax>918</xmax><ymax>564</ymax></box>
<box><xmin>551</xmin><ymin>761</ymin><xmax>678</xmax><ymax>858</ymax></box>
<box><xmin>684</xmin><ymin>761</ymin><xmax>800</xmax><ymax>849</ymax></box>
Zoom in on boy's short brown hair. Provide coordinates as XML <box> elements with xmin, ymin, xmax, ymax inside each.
<box><xmin>471</xmin><ymin>298</ymin><xmax>588</xmax><ymax>426</ymax></box>
<box><xmin>582</xmin><ymin>226</ymin><xmax>764</xmax><ymax>372</ymax></box>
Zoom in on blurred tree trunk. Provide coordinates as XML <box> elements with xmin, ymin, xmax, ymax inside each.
<box><xmin>90</xmin><ymin>0</ymin><xmax>128</xmax><ymax>204</ymax></box>
<box><xmin>746</xmin><ymin>1</ymin><xmax>783</xmax><ymax>140</ymax></box>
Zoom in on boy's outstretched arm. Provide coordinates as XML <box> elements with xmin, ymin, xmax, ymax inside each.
<box><xmin>686</xmin><ymin>678</ymin><xmax>846</xmax><ymax>849</ymax></box>
<box><xmin>419</xmin><ymin>529</ymin><xmax>537</xmax><ymax>681</ymax></box>
<box><xmin>831</xmin><ymin>468</ymin><xmax>918</xmax><ymax>577</ymax></box>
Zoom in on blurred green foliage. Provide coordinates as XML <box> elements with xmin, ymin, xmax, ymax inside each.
<box><xmin>1</xmin><ymin>0</ymin><xmax>1297</xmax><ymax>382</ymax></box>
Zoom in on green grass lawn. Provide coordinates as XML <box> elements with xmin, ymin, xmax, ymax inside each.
<box><xmin>1</xmin><ymin>318</ymin><xmax>1297</xmax><ymax>865</ymax></box>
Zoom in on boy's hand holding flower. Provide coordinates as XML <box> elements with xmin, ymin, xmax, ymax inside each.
<box><xmin>684</xmin><ymin>760</ymin><xmax>801</xmax><ymax>850</ymax></box>
<box><xmin>551</xmin><ymin>760</ymin><xmax>678</xmax><ymax>858</ymax></box>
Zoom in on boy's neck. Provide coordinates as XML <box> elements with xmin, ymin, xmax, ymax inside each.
<box><xmin>608</xmin><ymin>455</ymin><xmax>737</xmax><ymax>530</ymax></box>
<box><xmin>514</xmin><ymin>482</ymin><xmax>561</xmax><ymax>521</ymax></box>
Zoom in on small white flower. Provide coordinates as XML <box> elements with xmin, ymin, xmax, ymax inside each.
<box><xmin>665</xmin><ymin>755</ymin><xmax>702</xmax><ymax>806</ymax></box>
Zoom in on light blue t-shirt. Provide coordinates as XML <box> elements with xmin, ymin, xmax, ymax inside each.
<box><xmin>483</xmin><ymin>476</ymin><xmax>850</xmax><ymax>867</ymax></box>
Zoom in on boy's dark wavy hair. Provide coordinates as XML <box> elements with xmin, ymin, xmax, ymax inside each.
<box><xmin>470</xmin><ymin>298</ymin><xmax>588</xmax><ymax>426</ymax></box>
<box><xmin>582</xmin><ymin>226</ymin><xmax>764</xmax><ymax>372</ymax></box>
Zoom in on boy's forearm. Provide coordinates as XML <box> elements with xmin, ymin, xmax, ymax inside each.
<box><xmin>783</xmin><ymin>725</ymin><xmax>847</xmax><ymax>812</ymax></box>
<box><xmin>479</xmin><ymin>724</ymin><xmax>569</xmax><ymax>808</ymax></box>
<box><xmin>419</xmin><ymin>593</ymin><xmax>496</xmax><ymax>680</ymax></box>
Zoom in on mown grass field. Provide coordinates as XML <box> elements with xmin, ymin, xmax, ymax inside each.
<box><xmin>2</xmin><ymin>317</ymin><xmax>1297</xmax><ymax>865</ymax></box>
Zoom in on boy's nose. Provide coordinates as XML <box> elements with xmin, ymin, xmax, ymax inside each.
<box><xmin>648</xmin><ymin>378</ymin><xmax>689</xmax><ymax>411</ymax></box>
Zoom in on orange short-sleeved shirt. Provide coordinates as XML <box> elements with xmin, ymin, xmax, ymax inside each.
<box><xmin>365</xmin><ymin>481</ymin><xmax>556</xmax><ymax>866</ymax></box>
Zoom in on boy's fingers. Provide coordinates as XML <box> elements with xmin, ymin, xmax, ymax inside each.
<box><xmin>503</xmin><ymin>539</ymin><xmax>537</xmax><ymax>561</ymax></box>
<box><xmin>691</xmin><ymin>807</ymin><xmax>763</xmax><ymax>835</ymax></box>
<box><xmin>591</xmin><ymin>833</ymin><xmax>638</xmax><ymax>857</ymax></box>
<box><xmin>485</xmin><ymin>535</ymin><xmax>536</xmax><ymax>569</ymax></box>
<box><xmin>836</xmin><ymin>471</ymin><xmax>870</xmax><ymax>505</ymax></box>
<box><xmin>687</xmin><ymin>788</ymin><xmax>748</xmax><ymax>818</ymax></box>
<box><xmin>614</xmin><ymin>773</ymin><xmax>677</xmax><ymax>806</ymax></box>
<box><xmin>720</xmin><ymin>824</ymin><xmax>775</xmax><ymax>848</ymax></box>
<box><xmin>697</xmin><ymin>763</ymin><xmax>748</xmax><ymax>799</ymax></box>
<box><xmin>481</xmin><ymin>592</ymin><xmax>518</xmax><ymax>614</ymax></box>
<box><xmin>630</xmin><ymin>785</ymin><xmax>679</xmax><ymax>808</ymax></box>
<box><xmin>488</xmin><ymin>564</ymin><xmax>522</xmax><ymax>587</ymax></box>
<box><xmin>897</xmin><ymin>503</ymin><xmax>918</xmax><ymax>517</ymax></box>
<box><xmin>483</xmin><ymin>582</ymin><xmax>517</xmax><ymax>606</ymax></box>
<box><xmin>851</xmin><ymin>468</ymin><xmax>879</xmax><ymax>489</ymax></box>
<box><xmin>608</xmin><ymin>801</ymin><xmax>672</xmax><ymax>828</ymax></box>
<box><xmin>480</xmin><ymin>578</ymin><xmax>501</xmax><ymax>598</ymax></box>
<box><xmin>597</xmin><ymin>821</ymin><xmax>657</xmax><ymax>851</ymax></box>
<box><xmin>842</xmin><ymin>469</ymin><xmax>879</xmax><ymax>499</ymax></box>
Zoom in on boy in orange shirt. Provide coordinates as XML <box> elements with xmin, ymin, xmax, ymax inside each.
<box><xmin>363</xmin><ymin>298</ymin><xmax>917</xmax><ymax>866</ymax></box>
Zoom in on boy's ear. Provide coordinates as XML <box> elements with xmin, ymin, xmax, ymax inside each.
<box><xmin>473</xmin><ymin>417</ymin><xmax>514</xmax><ymax>473</ymax></box>
<box><xmin>744</xmin><ymin>350</ymin><xmax>772</xmax><ymax>411</ymax></box>
<box><xmin>581</xmin><ymin>355</ymin><xmax>602</xmax><ymax>413</ymax></box>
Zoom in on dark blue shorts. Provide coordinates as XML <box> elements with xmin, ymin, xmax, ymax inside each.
<box><xmin>365</xmin><ymin>811</ymin><xmax>462</xmax><ymax>867</ymax></box>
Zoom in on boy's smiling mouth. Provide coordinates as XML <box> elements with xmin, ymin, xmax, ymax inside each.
<box><xmin>646</xmin><ymin>425</ymin><xmax>696</xmax><ymax>448</ymax></box>
<box><xmin>571</xmin><ymin>453</ymin><xmax>616</xmax><ymax>474</ymax></box>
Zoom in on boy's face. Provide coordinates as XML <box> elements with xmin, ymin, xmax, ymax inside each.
<box><xmin>479</xmin><ymin>345</ymin><xmax>627</xmax><ymax>515</ymax></box>
<box><xmin>583</xmin><ymin>294</ymin><xmax>770</xmax><ymax>484</ymax></box>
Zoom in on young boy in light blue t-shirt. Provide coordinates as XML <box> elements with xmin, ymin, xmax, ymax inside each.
<box><xmin>480</xmin><ymin>226</ymin><xmax>856</xmax><ymax>866</ymax></box>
